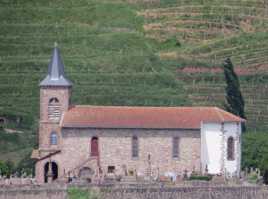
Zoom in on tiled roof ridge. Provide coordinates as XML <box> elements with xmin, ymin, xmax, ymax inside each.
<box><xmin>62</xmin><ymin>105</ymin><xmax>244</xmax><ymax>129</ymax></box>
<box><xmin>72</xmin><ymin>105</ymin><xmax>217</xmax><ymax>109</ymax></box>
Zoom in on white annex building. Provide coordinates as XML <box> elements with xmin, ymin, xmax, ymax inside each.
<box><xmin>32</xmin><ymin>46</ymin><xmax>245</xmax><ymax>183</ymax></box>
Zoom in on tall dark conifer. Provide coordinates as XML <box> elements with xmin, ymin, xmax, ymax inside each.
<box><xmin>223</xmin><ymin>58</ymin><xmax>246</xmax><ymax>131</ymax></box>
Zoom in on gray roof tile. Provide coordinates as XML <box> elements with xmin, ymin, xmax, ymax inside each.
<box><xmin>40</xmin><ymin>45</ymin><xmax>72</xmax><ymax>87</ymax></box>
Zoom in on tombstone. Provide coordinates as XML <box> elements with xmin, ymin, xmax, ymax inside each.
<box><xmin>183</xmin><ymin>169</ymin><xmax>188</xmax><ymax>180</ymax></box>
<box><xmin>121</xmin><ymin>164</ymin><xmax>128</xmax><ymax>176</ymax></box>
<box><xmin>205</xmin><ymin>165</ymin><xmax>208</xmax><ymax>175</ymax></box>
<box><xmin>245</xmin><ymin>167</ymin><xmax>249</xmax><ymax>177</ymax></box>
<box><xmin>256</xmin><ymin>168</ymin><xmax>261</xmax><ymax>178</ymax></box>
<box><xmin>191</xmin><ymin>166</ymin><xmax>198</xmax><ymax>177</ymax></box>
<box><xmin>240</xmin><ymin>171</ymin><xmax>245</xmax><ymax>179</ymax></box>
<box><xmin>16</xmin><ymin>117</ymin><xmax>21</xmax><ymax>125</ymax></box>
<box><xmin>22</xmin><ymin>172</ymin><xmax>27</xmax><ymax>178</ymax></box>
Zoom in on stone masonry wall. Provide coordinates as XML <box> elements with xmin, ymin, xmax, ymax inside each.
<box><xmin>36</xmin><ymin>87</ymin><xmax>71</xmax><ymax>183</ymax></box>
<box><xmin>1</xmin><ymin>185</ymin><xmax>268</xmax><ymax>199</ymax></box>
<box><xmin>98</xmin><ymin>129</ymin><xmax>201</xmax><ymax>176</ymax></box>
<box><xmin>39</xmin><ymin>129</ymin><xmax>201</xmax><ymax>182</ymax></box>
<box><xmin>39</xmin><ymin>87</ymin><xmax>71</xmax><ymax>148</ymax></box>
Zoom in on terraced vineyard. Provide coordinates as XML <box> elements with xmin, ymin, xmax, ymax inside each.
<box><xmin>139</xmin><ymin>0</ymin><xmax>268</xmax><ymax>130</ymax></box>
<box><xmin>0</xmin><ymin>0</ymin><xmax>268</xmax><ymax>162</ymax></box>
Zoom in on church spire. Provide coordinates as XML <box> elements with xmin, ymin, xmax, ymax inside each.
<box><xmin>40</xmin><ymin>44</ymin><xmax>72</xmax><ymax>87</ymax></box>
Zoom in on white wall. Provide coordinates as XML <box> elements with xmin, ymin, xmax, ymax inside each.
<box><xmin>223</xmin><ymin>122</ymin><xmax>241</xmax><ymax>177</ymax></box>
<box><xmin>201</xmin><ymin>122</ymin><xmax>241</xmax><ymax>177</ymax></box>
<box><xmin>201</xmin><ymin>123</ymin><xmax>222</xmax><ymax>174</ymax></box>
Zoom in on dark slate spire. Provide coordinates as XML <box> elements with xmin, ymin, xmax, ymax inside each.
<box><xmin>40</xmin><ymin>43</ymin><xmax>72</xmax><ymax>87</ymax></box>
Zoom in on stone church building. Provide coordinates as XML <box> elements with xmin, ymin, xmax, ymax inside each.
<box><xmin>32</xmin><ymin>46</ymin><xmax>245</xmax><ymax>183</ymax></box>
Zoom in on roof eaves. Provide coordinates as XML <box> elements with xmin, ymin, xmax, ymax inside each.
<box><xmin>214</xmin><ymin>107</ymin><xmax>225</xmax><ymax>122</ymax></box>
<box><xmin>216</xmin><ymin>107</ymin><xmax>246</xmax><ymax>122</ymax></box>
<box><xmin>61</xmin><ymin>124</ymin><xmax>200</xmax><ymax>130</ymax></box>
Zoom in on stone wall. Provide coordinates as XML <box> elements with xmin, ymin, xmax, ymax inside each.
<box><xmin>44</xmin><ymin>128</ymin><xmax>201</xmax><ymax>183</ymax></box>
<box><xmin>1</xmin><ymin>185</ymin><xmax>268</xmax><ymax>199</ymax></box>
<box><xmin>39</xmin><ymin>87</ymin><xmax>71</xmax><ymax>148</ymax></box>
<box><xmin>0</xmin><ymin>185</ymin><xmax>67</xmax><ymax>199</ymax></box>
<box><xmin>100</xmin><ymin>186</ymin><xmax>268</xmax><ymax>199</ymax></box>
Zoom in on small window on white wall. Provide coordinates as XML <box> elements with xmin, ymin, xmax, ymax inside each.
<box><xmin>227</xmin><ymin>136</ymin><xmax>235</xmax><ymax>160</ymax></box>
<box><xmin>50</xmin><ymin>132</ymin><xmax>58</xmax><ymax>145</ymax></box>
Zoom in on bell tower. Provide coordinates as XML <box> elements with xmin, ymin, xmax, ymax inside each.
<box><xmin>39</xmin><ymin>43</ymin><xmax>72</xmax><ymax>148</ymax></box>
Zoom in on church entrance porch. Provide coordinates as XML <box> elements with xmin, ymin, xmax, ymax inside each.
<box><xmin>44</xmin><ymin>162</ymin><xmax>58</xmax><ymax>183</ymax></box>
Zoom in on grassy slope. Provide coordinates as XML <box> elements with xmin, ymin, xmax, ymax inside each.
<box><xmin>0</xmin><ymin>0</ymin><xmax>268</xmax><ymax>163</ymax></box>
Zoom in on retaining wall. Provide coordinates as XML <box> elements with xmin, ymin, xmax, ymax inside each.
<box><xmin>0</xmin><ymin>184</ymin><xmax>268</xmax><ymax>199</ymax></box>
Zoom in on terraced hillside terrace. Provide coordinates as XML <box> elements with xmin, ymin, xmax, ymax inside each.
<box><xmin>138</xmin><ymin>0</ymin><xmax>268</xmax><ymax>130</ymax></box>
<box><xmin>0</xmin><ymin>0</ymin><xmax>267</xmax><ymax>163</ymax></box>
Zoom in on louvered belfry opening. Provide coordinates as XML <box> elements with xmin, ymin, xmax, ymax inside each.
<box><xmin>48</xmin><ymin>97</ymin><xmax>61</xmax><ymax>121</ymax></box>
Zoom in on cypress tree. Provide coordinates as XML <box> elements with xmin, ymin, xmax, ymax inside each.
<box><xmin>223</xmin><ymin>58</ymin><xmax>246</xmax><ymax>131</ymax></box>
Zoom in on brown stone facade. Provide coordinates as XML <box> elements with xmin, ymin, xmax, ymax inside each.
<box><xmin>36</xmin><ymin>83</ymin><xmax>202</xmax><ymax>184</ymax></box>
<box><xmin>36</xmin><ymin>127</ymin><xmax>201</xmax><ymax>183</ymax></box>
<box><xmin>36</xmin><ymin>87</ymin><xmax>71</xmax><ymax>183</ymax></box>
<box><xmin>39</xmin><ymin>87</ymin><xmax>71</xmax><ymax>148</ymax></box>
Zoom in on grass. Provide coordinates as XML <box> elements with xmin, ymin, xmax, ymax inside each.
<box><xmin>0</xmin><ymin>128</ymin><xmax>35</xmax><ymax>164</ymax></box>
<box><xmin>68</xmin><ymin>187</ymin><xmax>100</xmax><ymax>199</ymax></box>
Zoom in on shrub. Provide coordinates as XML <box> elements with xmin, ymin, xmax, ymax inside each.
<box><xmin>189</xmin><ymin>175</ymin><xmax>212</xmax><ymax>181</ymax></box>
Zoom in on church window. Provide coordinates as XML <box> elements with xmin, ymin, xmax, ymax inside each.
<box><xmin>227</xmin><ymin>136</ymin><xmax>235</xmax><ymax>160</ymax></box>
<box><xmin>91</xmin><ymin>137</ymin><xmax>99</xmax><ymax>157</ymax></box>
<box><xmin>172</xmin><ymin>137</ymin><xmax>180</xmax><ymax>158</ymax></box>
<box><xmin>132</xmin><ymin>136</ymin><xmax>139</xmax><ymax>158</ymax></box>
<box><xmin>48</xmin><ymin>97</ymin><xmax>61</xmax><ymax>121</ymax></box>
<box><xmin>50</xmin><ymin>132</ymin><xmax>58</xmax><ymax>145</ymax></box>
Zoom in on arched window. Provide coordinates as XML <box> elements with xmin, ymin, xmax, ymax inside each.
<box><xmin>132</xmin><ymin>136</ymin><xmax>139</xmax><ymax>158</ymax></box>
<box><xmin>172</xmin><ymin>137</ymin><xmax>180</xmax><ymax>158</ymax></box>
<box><xmin>48</xmin><ymin>97</ymin><xmax>60</xmax><ymax>121</ymax></box>
<box><xmin>227</xmin><ymin>136</ymin><xmax>235</xmax><ymax>160</ymax></box>
<box><xmin>49</xmin><ymin>98</ymin><xmax>59</xmax><ymax>103</ymax></box>
<box><xmin>50</xmin><ymin>132</ymin><xmax>58</xmax><ymax>145</ymax></box>
<box><xmin>91</xmin><ymin>137</ymin><xmax>99</xmax><ymax>157</ymax></box>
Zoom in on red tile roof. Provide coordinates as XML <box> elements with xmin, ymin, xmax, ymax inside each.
<box><xmin>61</xmin><ymin>106</ymin><xmax>245</xmax><ymax>129</ymax></box>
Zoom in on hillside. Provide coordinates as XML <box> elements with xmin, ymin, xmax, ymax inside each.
<box><xmin>0</xmin><ymin>0</ymin><xmax>267</xmax><ymax>163</ymax></box>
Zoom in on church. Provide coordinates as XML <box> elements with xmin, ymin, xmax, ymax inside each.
<box><xmin>32</xmin><ymin>45</ymin><xmax>244</xmax><ymax>183</ymax></box>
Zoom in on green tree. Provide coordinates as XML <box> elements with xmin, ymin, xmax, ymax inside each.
<box><xmin>0</xmin><ymin>160</ymin><xmax>14</xmax><ymax>177</ymax></box>
<box><xmin>242</xmin><ymin>132</ymin><xmax>268</xmax><ymax>184</ymax></box>
<box><xmin>0</xmin><ymin>161</ymin><xmax>9</xmax><ymax>176</ymax></box>
<box><xmin>223</xmin><ymin>58</ymin><xmax>246</xmax><ymax>131</ymax></box>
